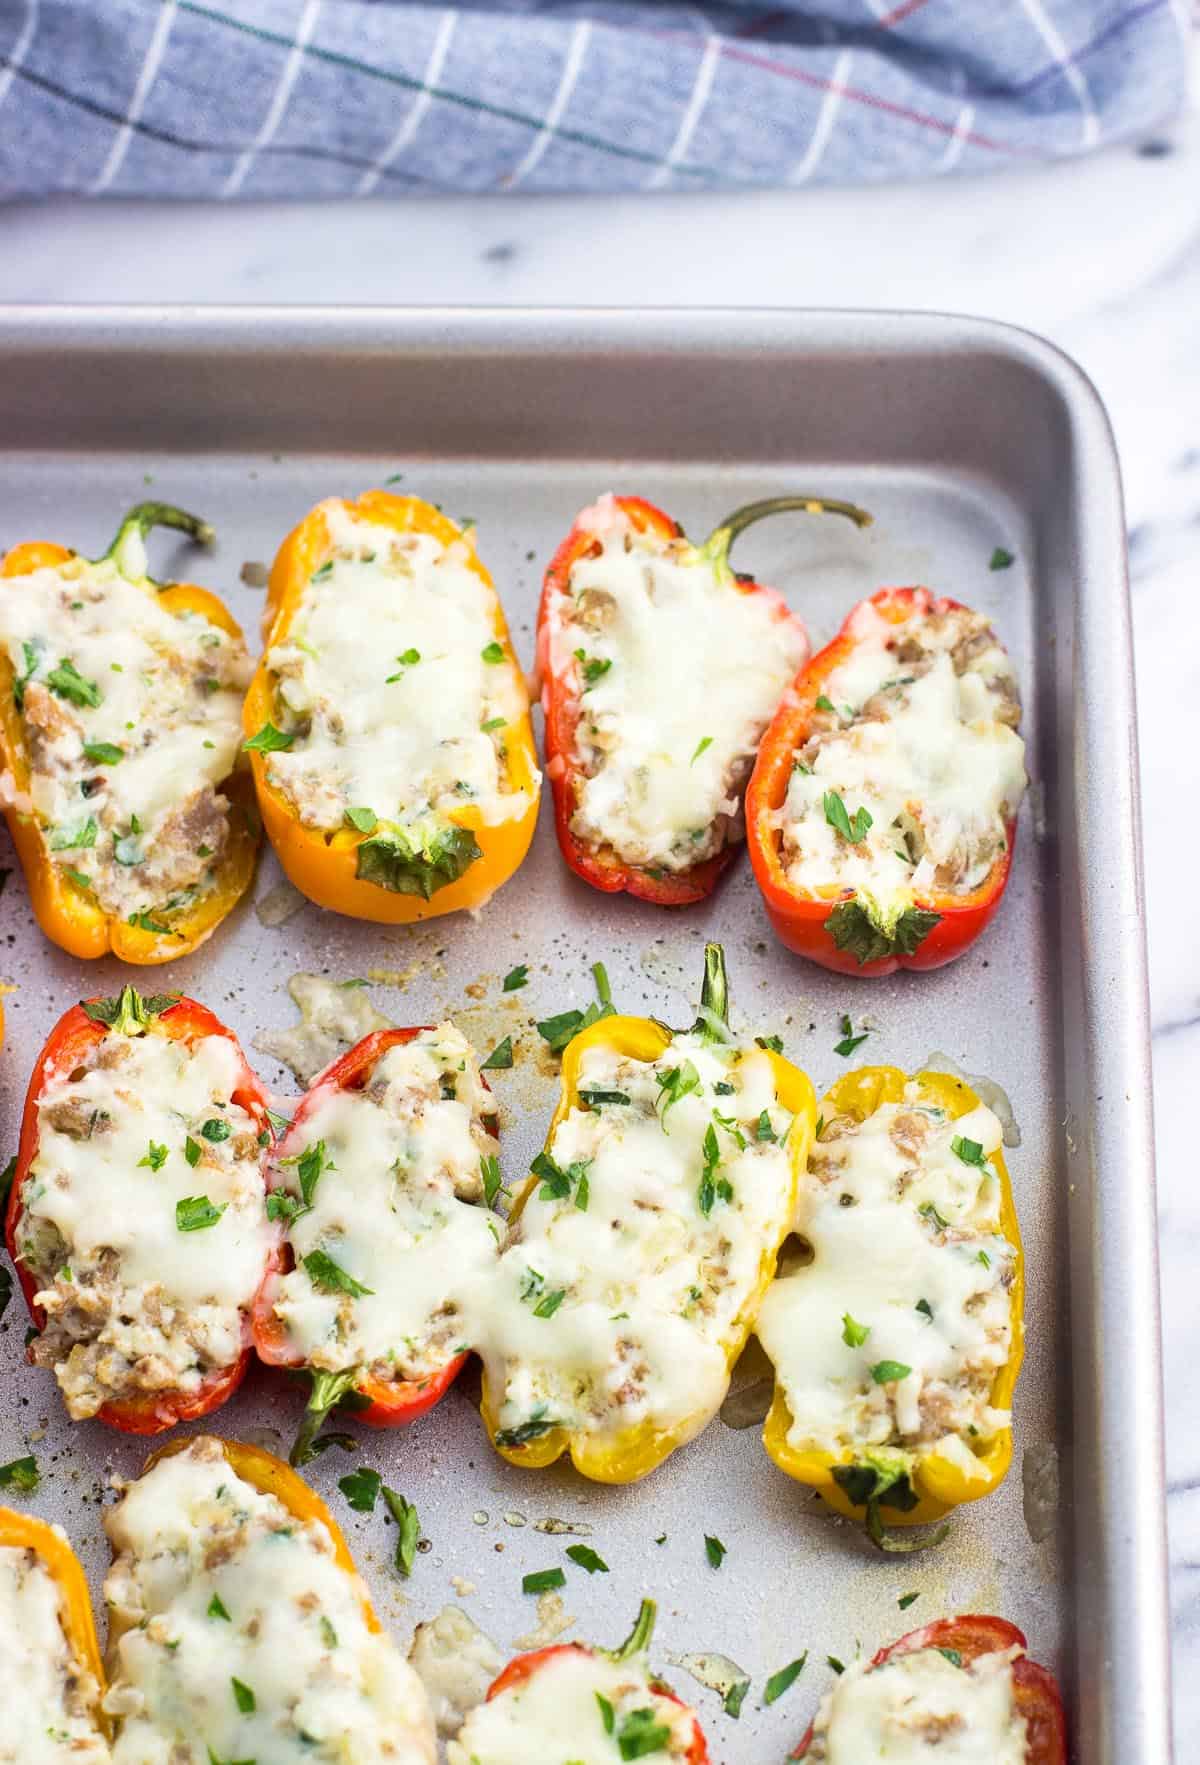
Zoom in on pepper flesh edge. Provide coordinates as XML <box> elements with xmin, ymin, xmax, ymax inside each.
<box><xmin>536</xmin><ymin>494</ymin><xmax>809</xmax><ymax>907</ymax></box>
<box><xmin>0</xmin><ymin>540</ymin><xmax>259</xmax><ymax>964</ymax></box>
<box><xmin>251</xmin><ymin>1024</ymin><xmax>486</xmax><ymax>1428</ymax></box>
<box><xmin>746</xmin><ymin>586</ymin><xmax>1017</xmax><ymax>975</ymax></box>
<box><xmin>760</xmin><ymin>1065</ymin><xmax>1024</xmax><ymax>1524</ymax></box>
<box><xmin>479</xmin><ymin>1010</ymin><xmax>817</xmax><ymax>1482</ymax></box>
<box><xmin>5</xmin><ymin>996</ymin><xmax>278</xmax><ymax>1436</ymax></box>
<box><xmin>244</xmin><ymin>492</ymin><xmax>540</xmax><ymax>924</ymax></box>
<box><xmin>0</xmin><ymin>1505</ymin><xmax>110</xmax><ymax>1741</ymax></box>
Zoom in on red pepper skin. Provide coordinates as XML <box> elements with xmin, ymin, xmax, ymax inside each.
<box><xmin>747</xmin><ymin>587</ymin><xmax>1017</xmax><ymax>975</ymax></box>
<box><xmin>251</xmin><ymin>1027</ymin><xmax>478</xmax><ymax>1428</ymax></box>
<box><xmin>486</xmin><ymin>1643</ymin><xmax>709</xmax><ymax>1763</ymax></box>
<box><xmin>537</xmin><ymin>495</ymin><xmax>808</xmax><ymax>907</ymax></box>
<box><xmin>790</xmin><ymin>1616</ymin><xmax>1066</xmax><ymax>1762</ymax></box>
<box><xmin>5</xmin><ymin>997</ymin><xmax>276</xmax><ymax>1436</ymax></box>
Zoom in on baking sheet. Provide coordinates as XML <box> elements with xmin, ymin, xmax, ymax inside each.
<box><xmin>0</xmin><ymin>308</ymin><xmax>1167</xmax><ymax>1762</ymax></box>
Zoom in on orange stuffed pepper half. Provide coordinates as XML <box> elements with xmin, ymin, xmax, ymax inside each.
<box><xmin>244</xmin><ymin>492</ymin><xmax>540</xmax><ymax>923</ymax></box>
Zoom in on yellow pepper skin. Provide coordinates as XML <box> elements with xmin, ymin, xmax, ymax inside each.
<box><xmin>0</xmin><ymin>506</ymin><xmax>259</xmax><ymax>964</ymax></box>
<box><xmin>480</xmin><ymin>945</ymin><xmax>818</xmax><ymax>1484</ymax></box>
<box><xmin>762</xmin><ymin>1065</ymin><xmax>1025</xmax><ymax>1528</ymax></box>
<box><xmin>0</xmin><ymin>1505</ymin><xmax>110</xmax><ymax>1740</ymax></box>
<box><xmin>140</xmin><ymin>1436</ymin><xmax>381</xmax><ymax>1632</ymax></box>
<box><xmin>244</xmin><ymin>491</ymin><xmax>540</xmax><ymax>924</ymax></box>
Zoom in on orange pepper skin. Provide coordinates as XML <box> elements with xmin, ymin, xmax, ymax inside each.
<box><xmin>0</xmin><ymin>1505</ymin><xmax>110</xmax><ymax>1742</ymax></box>
<box><xmin>747</xmin><ymin>587</ymin><xmax>1018</xmax><ymax>975</ymax></box>
<box><xmin>133</xmin><ymin>1435</ymin><xmax>383</xmax><ymax>1630</ymax></box>
<box><xmin>537</xmin><ymin>495</ymin><xmax>810</xmax><ymax>907</ymax></box>
<box><xmin>6</xmin><ymin>993</ymin><xmax>278</xmax><ymax>1436</ymax></box>
<box><xmin>480</xmin><ymin>948</ymin><xmax>817</xmax><ymax>1484</ymax></box>
<box><xmin>761</xmin><ymin>1065</ymin><xmax>1024</xmax><ymax>1527</ymax></box>
<box><xmin>0</xmin><ymin>532</ymin><xmax>259</xmax><ymax>964</ymax></box>
<box><xmin>790</xmin><ymin>1616</ymin><xmax>1066</xmax><ymax>1761</ymax></box>
<box><xmin>244</xmin><ymin>492</ymin><xmax>540</xmax><ymax>924</ymax></box>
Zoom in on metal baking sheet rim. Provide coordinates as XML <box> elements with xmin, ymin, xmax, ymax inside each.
<box><xmin>0</xmin><ymin>305</ymin><xmax>1169</xmax><ymax>1762</ymax></box>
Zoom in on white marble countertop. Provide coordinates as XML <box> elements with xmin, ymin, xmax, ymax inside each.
<box><xmin>1</xmin><ymin>54</ymin><xmax>1197</xmax><ymax>1749</ymax></box>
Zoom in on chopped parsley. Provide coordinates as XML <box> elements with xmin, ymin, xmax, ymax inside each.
<box><xmin>531</xmin><ymin>1151</ymin><xmax>590</xmax><ymax>1211</ymax></box>
<box><xmin>870</xmin><ymin>1359</ymin><xmax>912</xmax><ymax>1384</ymax></box>
<box><xmin>657</xmin><ymin>1059</ymin><xmax>701</xmax><ymax>1121</ymax></box>
<box><xmin>231</xmin><ymin>1678</ymin><xmax>256</xmax><ymax>1714</ymax></box>
<box><xmin>338</xmin><ymin>1466</ymin><xmax>381</xmax><ymax>1511</ymax></box>
<box><xmin>579</xmin><ymin>1088</ymin><xmax>630</xmax><ymax>1108</ymax></box>
<box><xmin>127</xmin><ymin>911</ymin><xmax>177</xmax><ymax>936</ymax></box>
<box><xmin>977</xmin><ymin>1248</ymin><xmax>992</xmax><ymax>1268</ymax></box>
<box><xmin>989</xmin><ymin>546</ymin><xmax>1015</xmax><ymax>571</ymax></box>
<box><xmin>382</xmin><ymin>1486</ymin><xmax>420</xmax><ymax>1577</ymax></box>
<box><xmin>690</xmin><ymin>735</ymin><xmax>713</xmax><ymax>765</ymax></box>
<box><xmin>480</xmin><ymin>1155</ymin><xmax>506</xmax><ymax>1208</ymax></box>
<box><xmin>481</xmin><ymin>641</ymin><xmax>505</xmax><ymax>664</ymax></box>
<box><xmin>138</xmin><ymin>1141</ymin><xmax>168</xmax><ymax>1172</ymax></box>
<box><xmin>616</xmin><ymin>1709</ymin><xmax>673</xmax><ymax>1757</ymax></box>
<box><xmin>522</xmin><ymin>1567</ymin><xmax>566</xmax><ymax>1594</ymax></box>
<box><xmin>502</xmin><ymin>963</ymin><xmax>529</xmax><ymax>992</ymax></box>
<box><xmin>915</xmin><ymin>1297</ymin><xmax>934</xmax><ymax>1323</ymax></box>
<box><xmin>0</xmin><ymin>1455</ymin><xmax>39</xmax><ymax>1493</ymax></box>
<box><xmin>573</xmin><ymin>647</ymin><xmax>611</xmax><ymax>686</ymax></box>
<box><xmin>920</xmin><ymin>1200</ymin><xmax>950</xmax><ymax>1230</ymax></box>
<box><xmin>344</xmin><ymin>805</ymin><xmax>378</xmax><ymax>834</ymax></box>
<box><xmin>201</xmin><ymin>1118</ymin><xmax>231</xmax><ymax>1142</ymax></box>
<box><xmin>536</xmin><ymin>961</ymin><xmax>616</xmax><ymax>1054</ymax></box>
<box><xmin>175</xmin><ymin>1195</ymin><xmax>227</xmax><ymax>1232</ymax></box>
<box><xmin>302</xmin><ymin>1249</ymin><xmax>373</xmax><ymax>1298</ymax></box>
<box><xmin>207</xmin><ymin>1593</ymin><xmax>231</xmax><ymax>1621</ymax></box>
<box><xmin>824</xmin><ymin>789</ymin><xmax>872</xmax><ymax>844</ymax></box>
<box><xmin>951</xmin><ymin>1134</ymin><xmax>987</xmax><ymax>1168</ymax></box>
<box><xmin>565</xmin><ymin>1543</ymin><xmax>609</xmax><ymax>1574</ymax></box>
<box><xmin>755</xmin><ymin>1033</ymin><xmax>783</xmax><ymax>1054</ymax></box>
<box><xmin>697</xmin><ymin>1122</ymin><xmax>722</xmax><ymax>1217</ymax></box>
<box><xmin>243</xmin><ymin>721</ymin><xmax>293</xmax><ymax>752</ymax></box>
<box><xmin>63</xmin><ymin>868</ymin><xmax>92</xmax><ymax>891</ymax></box>
<box><xmin>81</xmin><ymin>740</ymin><xmax>124</xmax><ymax>765</ymax></box>
<box><xmin>533</xmin><ymin>1287</ymin><xmax>567</xmax><ymax>1319</ymax></box>
<box><xmin>47</xmin><ymin>658</ymin><xmax>101</xmax><ymax>708</ymax></box>
<box><xmin>833</xmin><ymin>1014</ymin><xmax>869</xmax><ymax>1057</ymax></box>
<box><xmin>898</xmin><ymin>1591</ymin><xmax>920</xmax><ymax>1610</ymax></box>
<box><xmin>49</xmin><ymin>816</ymin><xmax>98</xmax><ymax>851</ymax></box>
<box><xmin>704</xmin><ymin>1534</ymin><xmax>727</xmax><ymax>1569</ymax></box>
<box><xmin>480</xmin><ymin>1036</ymin><xmax>513</xmax><ymax>1071</ymax></box>
<box><xmin>763</xmin><ymin>1652</ymin><xmax>808</xmax><ymax>1705</ymax></box>
<box><xmin>815</xmin><ymin>694</ymin><xmax>836</xmax><ymax>713</ymax></box>
<box><xmin>481</xmin><ymin>715</ymin><xmax>505</xmax><ymax>733</ymax></box>
<box><xmin>827</xmin><ymin>1656</ymin><xmax>845</xmax><ymax>1675</ymax></box>
<box><xmin>841</xmin><ymin>1313</ymin><xmax>870</xmax><ymax>1348</ymax></box>
<box><xmin>755</xmin><ymin>1109</ymin><xmax>777</xmax><ymax>1143</ymax></box>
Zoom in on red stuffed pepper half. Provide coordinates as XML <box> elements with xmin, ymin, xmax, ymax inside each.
<box><xmin>748</xmin><ymin>588</ymin><xmax>1027</xmax><ymax>974</ymax></box>
<box><xmin>448</xmin><ymin>1599</ymin><xmax>709</xmax><ymax>1764</ymax></box>
<box><xmin>537</xmin><ymin>492</ymin><xmax>870</xmax><ymax>906</ymax></box>
<box><xmin>5</xmin><ymin>985</ymin><xmax>276</xmax><ymax>1434</ymax></box>
<box><xmin>791</xmin><ymin>1615</ymin><xmax>1066</xmax><ymax>1762</ymax></box>
<box><xmin>252</xmin><ymin>1022</ymin><xmax>503</xmax><ymax>1464</ymax></box>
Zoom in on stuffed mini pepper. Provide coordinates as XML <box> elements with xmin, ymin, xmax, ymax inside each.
<box><xmin>244</xmin><ymin>491</ymin><xmax>540</xmax><ymax>921</ymax></box>
<box><xmin>748</xmin><ymin>587</ymin><xmax>1027</xmax><ymax>972</ymax></box>
<box><xmin>791</xmin><ymin>1616</ymin><xmax>1066</xmax><ymax>1761</ymax></box>
<box><xmin>449</xmin><ymin>1599</ymin><xmax>708</xmax><ymax>1764</ymax></box>
<box><xmin>0</xmin><ymin>1507</ymin><xmax>111</xmax><ymax>1761</ymax></box>
<box><xmin>252</xmin><ymin>1022</ymin><xmax>503</xmax><ymax>1463</ymax></box>
<box><xmin>756</xmin><ymin>1066</ymin><xmax>1023</xmax><ymax>1538</ymax></box>
<box><xmin>6</xmin><ymin>986</ymin><xmax>277</xmax><ymax>1433</ymax></box>
<box><xmin>538</xmin><ymin>492</ymin><xmax>869</xmax><ymax>905</ymax></box>
<box><xmin>0</xmin><ymin>502</ymin><xmax>259</xmax><ymax>962</ymax></box>
<box><xmin>476</xmin><ymin>943</ymin><xmax>816</xmax><ymax>1481</ymax></box>
<box><xmin>101</xmin><ymin>1434</ymin><xmax>436</xmax><ymax>1761</ymax></box>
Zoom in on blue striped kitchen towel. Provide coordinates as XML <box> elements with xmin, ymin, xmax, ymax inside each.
<box><xmin>0</xmin><ymin>0</ymin><xmax>1190</xmax><ymax>197</ymax></box>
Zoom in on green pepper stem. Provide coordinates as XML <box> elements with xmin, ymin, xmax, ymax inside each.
<box><xmin>290</xmin><ymin>1368</ymin><xmax>361</xmax><ymax>1467</ymax></box>
<box><xmin>610</xmin><ymin>1598</ymin><xmax>657</xmax><ymax>1662</ymax></box>
<box><xmin>104</xmin><ymin>501</ymin><xmax>215</xmax><ymax>580</ymax></box>
<box><xmin>704</xmin><ymin>494</ymin><xmax>873</xmax><ymax>574</ymax></box>
<box><xmin>692</xmin><ymin>942</ymin><xmax>729</xmax><ymax>1041</ymax></box>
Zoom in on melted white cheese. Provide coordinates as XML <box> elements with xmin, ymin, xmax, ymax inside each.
<box><xmin>755</xmin><ymin>1092</ymin><xmax>1015</xmax><ymax>1465</ymax></box>
<box><xmin>263</xmin><ymin>502</ymin><xmax>535</xmax><ymax>833</ymax></box>
<box><xmin>808</xmin><ymin>1645</ymin><xmax>1026</xmax><ymax>1763</ymax></box>
<box><xmin>471</xmin><ymin>1032</ymin><xmax>794</xmax><ymax>1448</ymax></box>
<box><xmin>18</xmin><ymin>1027</ymin><xmax>272</xmax><ymax>1418</ymax></box>
<box><xmin>551</xmin><ymin>494</ymin><xmax>807</xmax><ymax>870</ymax></box>
<box><xmin>775</xmin><ymin>602</ymin><xmax>1026</xmax><ymax>903</ymax></box>
<box><xmin>0</xmin><ymin>553</ymin><xmax>250</xmax><ymax>917</ymax></box>
<box><xmin>0</xmin><ymin>1543</ymin><xmax>110</xmax><ymax>1763</ymax></box>
<box><xmin>267</xmin><ymin>1026</ymin><xmax>501</xmax><ymax>1378</ymax></box>
<box><xmin>447</xmin><ymin>1647</ymin><xmax>696</xmax><ymax>1765</ymax></box>
<box><xmin>102</xmin><ymin>1437</ymin><xmax>436</xmax><ymax>1764</ymax></box>
<box><xmin>408</xmin><ymin>1606</ymin><xmax>504</xmax><ymax>1737</ymax></box>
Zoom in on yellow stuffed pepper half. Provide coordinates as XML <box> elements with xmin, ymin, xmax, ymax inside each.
<box><xmin>477</xmin><ymin>943</ymin><xmax>817</xmax><ymax>1482</ymax></box>
<box><xmin>756</xmin><ymin>1064</ymin><xmax>1024</xmax><ymax>1539</ymax></box>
